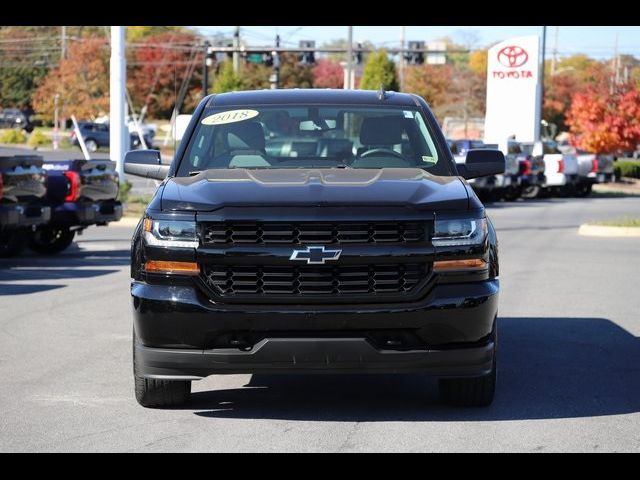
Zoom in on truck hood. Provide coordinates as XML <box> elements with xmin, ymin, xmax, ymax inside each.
<box><xmin>160</xmin><ymin>168</ymin><xmax>469</xmax><ymax>211</ymax></box>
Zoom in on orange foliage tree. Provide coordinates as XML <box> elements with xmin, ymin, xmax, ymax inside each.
<box><xmin>127</xmin><ymin>32</ymin><xmax>203</xmax><ymax>119</ymax></box>
<box><xmin>32</xmin><ymin>38</ymin><xmax>110</xmax><ymax>122</ymax></box>
<box><xmin>566</xmin><ymin>81</ymin><xmax>640</xmax><ymax>153</ymax></box>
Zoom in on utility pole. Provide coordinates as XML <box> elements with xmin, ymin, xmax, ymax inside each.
<box><xmin>203</xmin><ymin>40</ymin><xmax>210</xmax><ymax>99</ymax></box>
<box><xmin>271</xmin><ymin>34</ymin><xmax>281</xmax><ymax>90</ymax></box>
<box><xmin>551</xmin><ymin>26</ymin><xmax>559</xmax><ymax>75</ymax></box>
<box><xmin>614</xmin><ymin>32</ymin><xmax>620</xmax><ymax>85</ymax></box>
<box><xmin>539</xmin><ymin>26</ymin><xmax>547</xmax><ymax>141</ymax></box>
<box><xmin>346</xmin><ymin>26</ymin><xmax>353</xmax><ymax>89</ymax></box>
<box><xmin>110</xmin><ymin>26</ymin><xmax>127</xmax><ymax>179</ymax></box>
<box><xmin>399</xmin><ymin>26</ymin><xmax>406</xmax><ymax>92</ymax></box>
<box><xmin>53</xmin><ymin>94</ymin><xmax>59</xmax><ymax>150</ymax></box>
<box><xmin>233</xmin><ymin>26</ymin><xmax>240</xmax><ymax>74</ymax></box>
<box><xmin>60</xmin><ymin>26</ymin><xmax>66</xmax><ymax>60</ymax></box>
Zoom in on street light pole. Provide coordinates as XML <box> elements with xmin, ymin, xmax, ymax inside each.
<box><xmin>53</xmin><ymin>94</ymin><xmax>59</xmax><ymax>150</ymax></box>
<box><xmin>233</xmin><ymin>26</ymin><xmax>240</xmax><ymax>74</ymax></box>
<box><xmin>346</xmin><ymin>26</ymin><xmax>353</xmax><ymax>89</ymax></box>
<box><xmin>399</xmin><ymin>26</ymin><xmax>406</xmax><ymax>92</ymax></box>
<box><xmin>539</xmin><ymin>26</ymin><xmax>547</xmax><ymax>141</ymax></box>
<box><xmin>110</xmin><ymin>26</ymin><xmax>127</xmax><ymax>179</ymax></box>
<box><xmin>203</xmin><ymin>40</ymin><xmax>210</xmax><ymax>99</ymax></box>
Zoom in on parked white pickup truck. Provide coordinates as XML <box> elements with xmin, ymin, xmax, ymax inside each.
<box><xmin>520</xmin><ymin>141</ymin><xmax>584</xmax><ymax>197</ymax></box>
<box><xmin>448</xmin><ymin>139</ymin><xmax>520</xmax><ymax>201</ymax></box>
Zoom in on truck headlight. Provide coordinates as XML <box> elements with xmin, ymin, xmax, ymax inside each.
<box><xmin>432</xmin><ymin>218</ymin><xmax>487</xmax><ymax>246</ymax></box>
<box><xmin>143</xmin><ymin>218</ymin><xmax>198</xmax><ymax>248</ymax></box>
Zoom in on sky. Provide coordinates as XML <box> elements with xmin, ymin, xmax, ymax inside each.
<box><xmin>193</xmin><ymin>26</ymin><xmax>640</xmax><ymax>59</ymax></box>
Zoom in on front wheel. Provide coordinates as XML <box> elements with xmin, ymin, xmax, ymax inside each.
<box><xmin>133</xmin><ymin>330</ymin><xmax>191</xmax><ymax>408</ymax></box>
<box><xmin>28</xmin><ymin>227</ymin><xmax>75</xmax><ymax>254</ymax></box>
<box><xmin>439</xmin><ymin>354</ymin><xmax>496</xmax><ymax>407</ymax></box>
<box><xmin>573</xmin><ymin>183</ymin><xmax>592</xmax><ymax>197</ymax></box>
<box><xmin>84</xmin><ymin>139</ymin><xmax>98</xmax><ymax>152</ymax></box>
<box><xmin>520</xmin><ymin>185</ymin><xmax>541</xmax><ymax>199</ymax></box>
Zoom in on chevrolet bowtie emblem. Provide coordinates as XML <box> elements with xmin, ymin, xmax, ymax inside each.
<box><xmin>289</xmin><ymin>246</ymin><xmax>342</xmax><ymax>265</ymax></box>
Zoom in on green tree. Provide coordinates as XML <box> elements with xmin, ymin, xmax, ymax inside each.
<box><xmin>359</xmin><ymin>50</ymin><xmax>398</xmax><ymax>91</ymax></box>
<box><xmin>213</xmin><ymin>61</ymin><xmax>243</xmax><ymax>93</ymax></box>
<box><xmin>0</xmin><ymin>27</ymin><xmax>58</xmax><ymax>109</ymax></box>
<box><xmin>127</xmin><ymin>26</ymin><xmax>188</xmax><ymax>42</ymax></box>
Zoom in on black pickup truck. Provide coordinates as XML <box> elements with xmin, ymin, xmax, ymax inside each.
<box><xmin>0</xmin><ymin>155</ymin><xmax>51</xmax><ymax>256</ymax></box>
<box><xmin>27</xmin><ymin>159</ymin><xmax>123</xmax><ymax>254</ymax></box>
<box><xmin>125</xmin><ymin>89</ymin><xmax>504</xmax><ymax>408</ymax></box>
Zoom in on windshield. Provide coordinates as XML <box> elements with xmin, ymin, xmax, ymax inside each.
<box><xmin>177</xmin><ymin>104</ymin><xmax>454</xmax><ymax>176</ymax></box>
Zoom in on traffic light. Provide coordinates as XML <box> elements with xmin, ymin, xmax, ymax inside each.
<box><xmin>355</xmin><ymin>42</ymin><xmax>363</xmax><ymax>65</ymax></box>
<box><xmin>298</xmin><ymin>40</ymin><xmax>316</xmax><ymax>65</ymax></box>
<box><xmin>406</xmin><ymin>41</ymin><xmax>425</xmax><ymax>65</ymax></box>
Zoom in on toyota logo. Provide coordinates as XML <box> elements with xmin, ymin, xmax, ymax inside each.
<box><xmin>497</xmin><ymin>46</ymin><xmax>529</xmax><ymax>68</ymax></box>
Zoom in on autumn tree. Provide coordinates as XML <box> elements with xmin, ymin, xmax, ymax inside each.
<box><xmin>32</xmin><ymin>37</ymin><xmax>110</xmax><ymax>122</ymax></box>
<box><xmin>468</xmin><ymin>49</ymin><xmax>488</xmax><ymax>76</ymax></box>
<box><xmin>566</xmin><ymin>81</ymin><xmax>640</xmax><ymax>153</ymax></box>
<box><xmin>543</xmin><ymin>73</ymin><xmax>577</xmax><ymax>131</ymax></box>
<box><xmin>278</xmin><ymin>53</ymin><xmax>314</xmax><ymax>89</ymax></box>
<box><xmin>127</xmin><ymin>32</ymin><xmax>202</xmax><ymax>119</ymax></box>
<box><xmin>359</xmin><ymin>50</ymin><xmax>398</xmax><ymax>91</ymax></box>
<box><xmin>127</xmin><ymin>26</ymin><xmax>189</xmax><ymax>42</ymax></box>
<box><xmin>312</xmin><ymin>59</ymin><xmax>344</xmax><ymax>88</ymax></box>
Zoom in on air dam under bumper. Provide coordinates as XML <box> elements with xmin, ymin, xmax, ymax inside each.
<box><xmin>132</xmin><ymin>279</ymin><xmax>499</xmax><ymax>379</ymax></box>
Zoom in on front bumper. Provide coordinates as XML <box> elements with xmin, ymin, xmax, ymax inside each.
<box><xmin>50</xmin><ymin>200</ymin><xmax>122</xmax><ymax>227</ymax></box>
<box><xmin>132</xmin><ymin>279</ymin><xmax>499</xmax><ymax>378</ymax></box>
<box><xmin>0</xmin><ymin>203</ymin><xmax>51</xmax><ymax>229</ymax></box>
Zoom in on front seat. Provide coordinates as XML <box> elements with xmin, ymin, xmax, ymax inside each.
<box><xmin>352</xmin><ymin>117</ymin><xmax>410</xmax><ymax>168</ymax></box>
<box><xmin>215</xmin><ymin>121</ymin><xmax>271</xmax><ymax>168</ymax></box>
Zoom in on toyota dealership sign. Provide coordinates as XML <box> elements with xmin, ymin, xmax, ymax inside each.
<box><xmin>484</xmin><ymin>36</ymin><xmax>541</xmax><ymax>146</ymax></box>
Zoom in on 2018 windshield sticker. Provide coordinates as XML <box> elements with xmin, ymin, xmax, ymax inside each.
<box><xmin>201</xmin><ymin>109</ymin><xmax>259</xmax><ymax>126</ymax></box>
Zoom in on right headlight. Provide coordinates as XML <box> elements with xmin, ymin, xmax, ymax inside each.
<box><xmin>143</xmin><ymin>218</ymin><xmax>198</xmax><ymax>248</ymax></box>
<box><xmin>432</xmin><ymin>218</ymin><xmax>487</xmax><ymax>246</ymax></box>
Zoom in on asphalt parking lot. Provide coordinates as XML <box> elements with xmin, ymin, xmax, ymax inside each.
<box><xmin>1</xmin><ymin>195</ymin><xmax>639</xmax><ymax>452</ymax></box>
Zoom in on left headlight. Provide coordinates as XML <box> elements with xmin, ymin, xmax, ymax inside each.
<box><xmin>143</xmin><ymin>218</ymin><xmax>198</xmax><ymax>248</ymax></box>
<box><xmin>432</xmin><ymin>217</ymin><xmax>487</xmax><ymax>246</ymax></box>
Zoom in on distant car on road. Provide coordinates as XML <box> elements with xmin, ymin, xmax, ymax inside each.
<box><xmin>69</xmin><ymin>122</ymin><xmax>154</xmax><ymax>153</ymax></box>
<box><xmin>0</xmin><ymin>108</ymin><xmax>34</xmax><ymax>133</ymax></box>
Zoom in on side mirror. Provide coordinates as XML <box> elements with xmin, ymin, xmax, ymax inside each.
<box><xmin>457</xmin><ymin>149</ymin><xmax>505</xmax><ymax>180</ymax></box>
<box><xmin>124</xmin><ymin>149</ymin><xmax>169</xmax><ymax>180</ymax></box>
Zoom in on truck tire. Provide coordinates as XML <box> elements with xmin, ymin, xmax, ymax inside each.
<box><xmin>28</xmin><ymin>227</ymin><xmax>75</xmax><ymax>254</ymax></box>
<box><xmin>520</xmin><ymin>185</ymin><xmax>541</xmax><ymax>199</ymax></box>
<box><xmin>439</xmin><ymin>355</ymin><xmax>496</xmax><ymax>407</ymax></box>
<box><xmin>439</xmin><ymin>325</ymin><xmax>497</xmax><ymax>407</ymax></box>
<box><xmin>502</xmin><ymin>186</ymin><xmax>521</xmax><ymax>201</ymax></box>
<box><xmin>0</xmin><ymin>230</ymin><xmax>27</xmax><ymax>257</ymax></box>
<box><xmin>84</xmin><ymin>139</ymin><xmax>98</xmax><ymax>152</ymax></box>
<box><xmin>573</xmin><ymin>183</ymin><xmax>592</xmax><ymax>197</ymax></box>
<box><xmin>133</xmin><ymin>330</ymin><xmax>191</xmax><ymax>408</ymax></box>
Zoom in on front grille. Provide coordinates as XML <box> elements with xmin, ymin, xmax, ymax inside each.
<box><xmin>201</xmin><ymin>221</ymin><xmax>425</xmax><ymax>246</ymax></box>
<box><xmin>201</xmin><ymin>263</ymin><xmax>428</xmax><ymax>297</ymax></box>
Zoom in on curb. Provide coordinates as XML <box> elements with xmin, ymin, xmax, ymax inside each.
<box><xmin>578</xmin><ymin>224</ymin><xmax>640</xmax><ymax>237</ymax></box>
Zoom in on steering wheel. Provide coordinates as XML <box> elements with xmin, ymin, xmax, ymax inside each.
<box><xmin>360</xmin><ymin>148</ymin><xmax>405</xmax><ymax>159</ymax></box>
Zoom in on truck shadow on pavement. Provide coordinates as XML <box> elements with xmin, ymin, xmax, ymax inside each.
<box><xmin>191</xmin><ymin>317</ymin><xmax>640</xmax><ymax>421</ymax></box>
<box><xmin>0</xmin><ymin>247</ymin><xmax>129</xmax><ymax>295</ymax></box>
